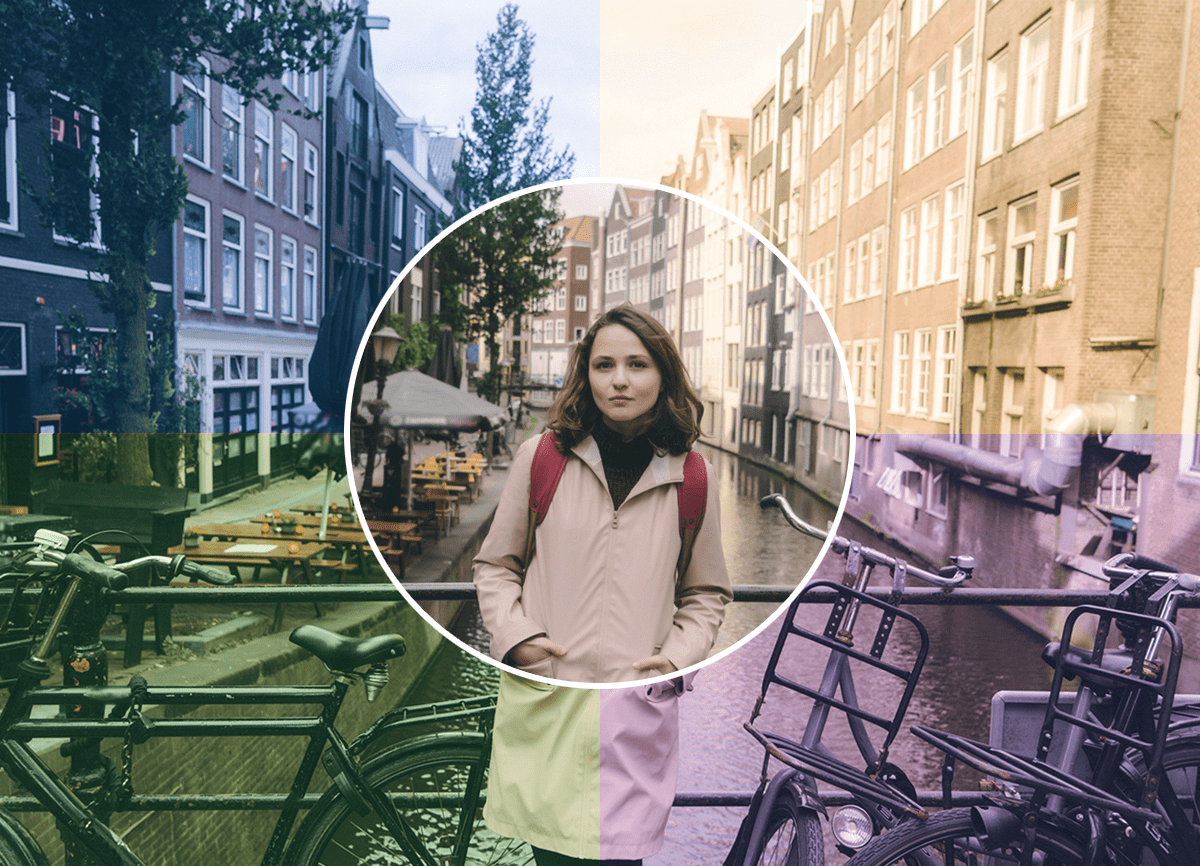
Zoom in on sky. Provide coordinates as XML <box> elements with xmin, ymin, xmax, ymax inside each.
<box><xmin>368</xmin><ymin>0</ymin><xmax>805</xmax><ymax>218</ymax></box>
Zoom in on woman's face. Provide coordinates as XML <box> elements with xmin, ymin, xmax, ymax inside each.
<box><xmin>587</xmin><ymin>324</ymin><xmax>662</xmax><ymax>436</ymax></box>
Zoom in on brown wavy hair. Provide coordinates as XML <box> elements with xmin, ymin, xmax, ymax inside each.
<box><xmin>546</xmin><ymin>305</ymin><xmax>704</xmax><ymax>455</ymax></box>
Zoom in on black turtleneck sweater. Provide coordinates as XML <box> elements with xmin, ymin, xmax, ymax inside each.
<box><xmin>590</xmin><ymin>421</ymin><xmax>655</xmax><ymax>510</ymax></box>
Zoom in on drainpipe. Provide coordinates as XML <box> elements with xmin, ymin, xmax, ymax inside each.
<box><xmin>897</xmin><ymin>401</ymin><xmax>1116</xmax><ymax>496</ymax></box>
<box><xmin>872</xmin><ymin>0</ymin><xmax>906</xmax><ymax>439</ymax></box>
<box><xmin>1155</xmin><ymin>0</ymin><xmax>1192</xmax><ymax>360</ymax></box>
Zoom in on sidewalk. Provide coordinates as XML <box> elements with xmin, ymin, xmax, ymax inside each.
<box><xmin>108</xmin><ymin>414</ymin><xmax>544</xmax><ymax>678</ymax></box>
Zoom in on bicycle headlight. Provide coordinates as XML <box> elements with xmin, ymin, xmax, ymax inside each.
<box><xmin>830</xmin><ymin>804</ymin><xmax>874</xmax><ymax>850</ymax></box>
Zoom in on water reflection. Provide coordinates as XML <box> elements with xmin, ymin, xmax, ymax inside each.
<box><xmin>406</xmin><ymin>450</ymin><xmax>1050</xmax><ymax>865</ymax></box>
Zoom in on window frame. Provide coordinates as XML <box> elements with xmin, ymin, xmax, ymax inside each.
<box><xmin>280</xmin><ymin>235</ymin><xmax>298</xmax><ymax>322</ymax></box>
<box><xmin>1006</xmin><ymin>195</ymin><xmax>1038</xmax><ymax>297</ymax></box>
<box><xmin>183</xmin><ymin>194</ymin><xmax>211</xmax><ymax>307</ymax></box>
<box><xmin>1046</xmin><ymin>178</ymin><xmax>1079</xmax><ymax>287</ymax></box>
<box><xmin>1014</xmin><ymin>17</ymin><xmax>1051</xmax><ymax>143</ymax></box>
<box><xmin>1058</xmin><ymin>0</ymin><xmax>1094</xmax><ymax>118</ymax></box>
<box><xmin>253</xmin><ymin>224</ymin><xmax>273</xmax><ymax>319</ymax></box>
<box><xmin>221</xmin><ymin>210</ymin><xmax>246</xmax><ymax>313</ymax></box>
<box><xmin>982</xmin><ymin>49</ymin><xmax>1008</xmax><ymax>161</ymax></box>
<box><xmin>253</xmin><ymin>102</ymin><xmax>273</xmax><ymax>200</ymax></box>
<box><xmin>180</xmin><ymin>59</ymin><xmax>211</xmax><ymax>169</ymax></box>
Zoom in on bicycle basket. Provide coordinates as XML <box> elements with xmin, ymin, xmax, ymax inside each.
<box><xmin>743</xmin><ymin>579</ymin><xmax>931</xmax><ymax>817</ymax></box>
<box><xmin>913</xmin><ymin>604</ymin><xmax>1182</xmax><ymax>825</ymax></box>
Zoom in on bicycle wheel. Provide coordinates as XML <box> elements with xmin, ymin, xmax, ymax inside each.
<box><xmin>0</xmin><ymin>810</ymin><xmax>49</xmax><ymax>866</ymax></box>
<box><xmin>745</xmin><ymin>788</ymin><xmax>822</xmax><ymax>866</ymax></box>
<box><xmin>840</xmin><ymin>808</ymin><xmax>1085</xmax><ymax>866</ymax></box>
<box><xmin>286</xmin><ymin>733</ymin><xmax>534</xmax><ymax>866</ymax></box>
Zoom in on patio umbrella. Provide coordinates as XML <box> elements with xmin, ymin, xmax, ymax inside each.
<box><xmin>299</xmin><ymin>262</ymin><xmax>371</xmax><ymax>538</ymax></box>
<box><xmin>374</xmin><ymin>369</ymin><xmax>506</xmax><ymax>509</ymax></box>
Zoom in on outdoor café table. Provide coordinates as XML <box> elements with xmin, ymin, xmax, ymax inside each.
<box><xmin>289</xmin><ymin>502</ymin><xmax>354</xmax><ymax>516</ymax></box>
<box><xmin>363</xmin><ymin>519</ymin><xmax>420</xmax><ymax>579</ymax></box>
<box><xmin>195</xmin><ymin>523</ymin><xmax>373</xmax><ymax>578</ymax></box>
<box><xmin>166</xmin><ymin>537</ymin><xmax>328</xmax><ymax>630</ymax></box>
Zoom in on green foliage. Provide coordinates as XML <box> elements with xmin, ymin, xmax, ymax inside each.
<box><xmin>68</xmin><ymin>431</ymin><xmax>118</xmax><ymax>484</ymax></box>
<box><xmin>0</xmin><ymin>0</ymin><xmax>354</xmax><ymax>481</ymax></box>
<box><xmin>434</xmin><ymin>191</ymin><xmax>563</xmax><ymax>403</ymax></box>
<box><xmin>388</xmin><ymin>314</ymin><xmax>437</xmax><ymax>372</ymax></box>
<box><xmin>454</xmin><ymin>3</ymin><xmax>574</xmax><ymax>215</ymax></box>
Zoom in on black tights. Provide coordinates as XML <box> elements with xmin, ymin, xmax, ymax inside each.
<box><xmin>531</xmin><ymin>846</ymin><xmax>641</xmax><ymax>866</ymax></box>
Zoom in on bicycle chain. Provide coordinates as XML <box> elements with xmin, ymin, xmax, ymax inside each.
<box><xmin>121</xmin><ymin>674</ymin><xmax>152</xmax><ymax>801</ymax></box>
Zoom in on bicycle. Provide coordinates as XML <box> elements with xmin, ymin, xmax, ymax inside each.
<box><xmin>840</xmin><ymin>553</ymin><xmax>1200</xmax><ymax>866</ymax></box>
<box><xmin>728</xmin><ymin>494</ymin><xmax>975</xmax><ymax>866</ymax></box>
<box><xmin>0</xmin><ymin>528</ymin><xmax>532</xmax><ymax>866</ymax></box>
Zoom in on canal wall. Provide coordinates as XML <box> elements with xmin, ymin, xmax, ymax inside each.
<box><xmin>3</xmin><ymin>599</ymin><xmax>447</xmax><ymax>866</ymax></box>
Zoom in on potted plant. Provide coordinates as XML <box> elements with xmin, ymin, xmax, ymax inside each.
<box><xmin>184</xmin><ymin>528</ymin><xmax>201</xmax><ymax>549</ymax></box>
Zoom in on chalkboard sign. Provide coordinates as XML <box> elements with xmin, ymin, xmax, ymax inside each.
<box><xmin>33</xmin><ymin>414</ymin><xmax>61</xmax><ymax>466</ymax></box>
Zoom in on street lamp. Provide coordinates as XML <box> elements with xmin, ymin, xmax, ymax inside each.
<box><xmin>363</xmin><ymin>325</ymin><xmax>402</xmax><ymax>490</ymax></box>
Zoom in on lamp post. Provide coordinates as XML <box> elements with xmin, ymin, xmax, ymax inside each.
<box><xmin>362</xmin><ymin>325</ymin><xmax>402</xmax><ymax>490</ymax></box>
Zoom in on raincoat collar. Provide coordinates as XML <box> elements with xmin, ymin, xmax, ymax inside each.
<box><xmin>570</xmin><ymin>433</ymin><xmax>685</xmax><ymax>504</ymax></box>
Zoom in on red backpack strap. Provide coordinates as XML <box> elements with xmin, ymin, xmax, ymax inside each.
<box><xmin>675</xmin><ymin>451</ymin><xmax>707</xmax><ymax>580</ymax></box>
<box><xmin>522</xmin><ymin>431</ymin><xmax>569</xmax><ymax>570</ymax></box>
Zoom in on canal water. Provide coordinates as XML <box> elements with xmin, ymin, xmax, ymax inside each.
<box><xmin>406</xmin><ymin>446</ymin><xmax>1054</xmax><ymax>865</ymax></box>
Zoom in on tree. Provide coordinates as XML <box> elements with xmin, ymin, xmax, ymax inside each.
<box><xmin>436</xmin><ymin>191</ymin><xmax>563</xmax><ymax>404</ymax></box>
<box><xmin>0</xmin><ymin>0</ymin><xmax>353</xmax><ymax>485</ymax></box>
<box><xmin>439</xmin><ymin>4</ymin><xmax>573</xmax><ymax>405</ymax></box>
<box><xmin>454</xmin><ymin>3</ymin><xmax>574</xmax><ymax>215</ymax></box>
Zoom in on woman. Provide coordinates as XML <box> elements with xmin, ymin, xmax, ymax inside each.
<box><xmin>474</xmin><ymin>305</ymin><xmax>732</xmax><ymax>864</ymax></box>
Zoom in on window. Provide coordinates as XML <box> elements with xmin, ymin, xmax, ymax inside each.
<box><xmin>935</xmin><ymin>325</ymin><xmax>957</xmax><ymax>419</ymax></box>
<box><xmin>222</xmin><ymin>88</ymin><xmax>243</xmax><ymax>182</ymax></box>
<box><xmin>280</xmin><ymin>237</ymin><xmax>297</xmax><ymax>321</ymax></box>
<box><xmin>532</xmin><ymin>320</ymin><xmax>543</xmax><ymax>344</ymax></box>
<box><xmin>303</xmin><ymin>246</ymin><xmax>318</xmax><ymax>324</ymax></box>
<box><xmin>869</xmin><ymin>227</ymin><xmax>885</xmax><ymax>296</ymax></box>
<box><xmin>926</xmin><ymin>57</ymin><xmax>947</xmax><ymax>154</ymax></box>
<box><xmin>254</xmin><ymin>226</ymin><xmax>272</xmax><ymax>317</ymax></box>
<box><xmin>913</xmin><ymin>329</ymin><xmax>932</xmax><ymax>414</ymax></box>
<box><xmin>1001</xmin><ymin>368</ymin><xmax>1025</xmax><ymax>457</ymax></box>
<box><xmin>575</xmin><ymin>264</ymin><xmax>588</xmax><ymax>280</ymax></box>
<box><xmin>181</xmin><ymin>61</ymin><xmax>209</xmax><ymax>166</ymax></box>
<box><xmin>919</xmin><ymin>195</ymin><xmax>940</xmax><ymax>286</ymax></box>
<box><xmin>279</xmin><ymin>124</ymin><xmax>297</xmax><ymax>212</ymax></box>
<box><xmin>350</xmin><ymin>92</ymin><xmax>368</xmax><ymax>159</ymax></box>
<box><xmin>824</xmin><ymin>5</ymin><xmax>839</xmax><ymax>55</ymax></box>
<box><xmin>881</xmin><ymin>3</ymin><xmax>897</xmax><ymax>71</ymax></box>
<box><xmin>983</xmin><ymin>50</ymin><xmax>1008</xmax><ymax>159</ymax></box>
<box><xmin>898</xmin><ymin>206</ymin><xmax>917</xmax><ymax>292</ymax></box>
<box><xmin>414</xmin><ymin>207</ymin><xmax>427</xmax><ymax>249</ymax></box>
<box><xmin>222</xmin><ymin>212</ymin><xmax>244</xmax><ymax>311</ymax></box>
<box><xmin>282</xmin><ymin>68</ymin><xmax>300</xmax><ymax>97</ymax></box>
<box><xmin>348</xmin><ymin>166</ymin><xmax>366</xmax><ymax>254</ymax></box>
<box><xmin>1015</xmin><ymin>19</ymin><xmax>1050</xmax><ymax>141</ymax></box>
<box><xmin>865</xmin><ymin>340</ymin><xmax>879</xmax><ymax>405</ymax></box>
<box><xmin>1059</xmin><ymin>0</ymin><xmax>1094</xmax><ymax>116</ymax></box>
<box><xmin>856</xmin><ymin>235</ymin><xmax>869</xmax><ymax>299</ymax></box>
<box><xmin>183</xmin><ymin>197</ymin><xmax>209</xmax><ymax>305</ymax></box>
<box><xmin>1047</xmin><ymin>179</ymin><xmax>1078</xmax><ymax>286</ymax></box>
<box><xmin>970</xmin><ymin>369</ymin><xmax>988</xmax><ymax>444</ymax></box>
<box><xmin>780</xmin><ymin>128</ymin><xmax>791</xmax><ymax>172</ymax></box>
<box><xmin>0</xmin><ymin>323</ymin><xmax>26</xmax><ymax>376</ymax></box>
<box><xmin>849</xmin><ymin>140</ymin><xmax>862</xmax><ymax>203</ymax></box>
<box><xmin>851</xmin><ymin>340</ymin><xmax>865</xmax><ymax>402</ymax></box>
<box><xmin>556</xmin><ymin>287</ymin><xmax>567</xmax><ymax>311</ymax></box>
<box><xmin>253</xmin><ymin>103</ymin><xmax>272</xmax><ymax>198</ymax></box>
<box><xmin>556</xmin><ymin>319</ymin><xmax>566</xmax><ymax>343</ymax></box>
<box><xmin>783</xmin><ymin>58</ymin><xmax>795</xmax><ymax>96</ymax></box>
<box><xmin>825</xmin><ymin>252</ymin><xmax>837</xmax><ymax>308</ymax></box>
<box><xmin>868</xmin><ymin>20</ymin><xmax>882</xmax><ymax>86</ymax></box>
<box><xmin>875</xmin><ymin>113</ymin><xmax>891</xmax><ymax>188</ymax></box>
<box><xmin>303</xmin><ymin>142</ymin><xmax>318</xmax><ymax>224</ymax></box>
<box><xmin>0</xmin><ymin>87</ymin><xmax>14</xmax><ymax>228</ymax></box>
<box><xmin>411</xmin><ymin>280</ymin><xmax>422</xmax><ymax>323</ymax></box>
<box><xmin>574</xmin><ymin>294</ymin><xmax>587</xmax><ymax>312</ymax></box>
<box><xmin>391</xmin><ymin>186</ymin><xmax>404</xmax><ymax>246</ymax></box>
<box><xmin>304</xmin><ymin>70</ymin><xmax>321</xmax><ymax>113</ymax></box>
<box><xmin>854</xmin><ymin>40</ymin><xmax>866</xmax><ymax>104</ymax></box>
<box><xmin>904</xmin><ymin>77</ymin><xmax>924</xmax><ymax>169</ymax></box>
<box><xmin>50</xmin><ymin>96</ymin><xmax>99</xmax><ymax>243</ymax></box>
<box><xmin>950</xmin><ymin>32</ymin><xmax>974</xmax><ymax>139</ymax></box>
<box><xmin>942</xmin><ymin>182</ymin><xmax>965</xmax><ymax>280</ymax></box>
<box><xmin>1041</xmin><ymin>367</ymin><xmax>1065</xmax><ymax>437</ymax></box>
<box><xmin>1007</xmin><ymin>196</ymin><xmax>1037</xmax><ymax>296</ymax></box>
<box><xmin>892</xmin><ymin>331</ymin><xmax>910</xmax><ymax>411</ymax></box>
<box><xmin>844</xmin><ymin>242</ymin><xmax>857</xmax><ymax>304</ymax></box>
<box><xmin>862</xmin><ymin>127</ymin><xmax>876</xmax><ymax>196</ymax></box>
<box><xmin>974</xmin><ymin>212</ymin><xmax>998</xmax><ymax>302</ymax></box>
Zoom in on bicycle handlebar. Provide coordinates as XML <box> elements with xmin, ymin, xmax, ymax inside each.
<box><xmin>759</xmin><ymin>494</ymin><xmax>973</xmax><ymax>589</ymax></box>
<box><xmin>1102</xmin><ymin>552</ymin><xmax>1200</xmax><ymax>595</ymax></box>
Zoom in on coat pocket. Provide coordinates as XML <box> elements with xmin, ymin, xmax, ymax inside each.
<box><xmin>513</xmin><ymin>654</ymin><xmax>557</xmax><ymax>685</ymax></box>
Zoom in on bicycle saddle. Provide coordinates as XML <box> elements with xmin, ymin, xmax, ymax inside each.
<box><xmin>290</xmin><ymin>624</ymin><xmax>406</xmax><ymax>671</ymax></box>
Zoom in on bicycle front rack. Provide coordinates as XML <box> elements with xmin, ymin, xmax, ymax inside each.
<box><xmin>744</xmin><ymin>579</ymin><xmax>931</xmax><ymax>818</ymax></box>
